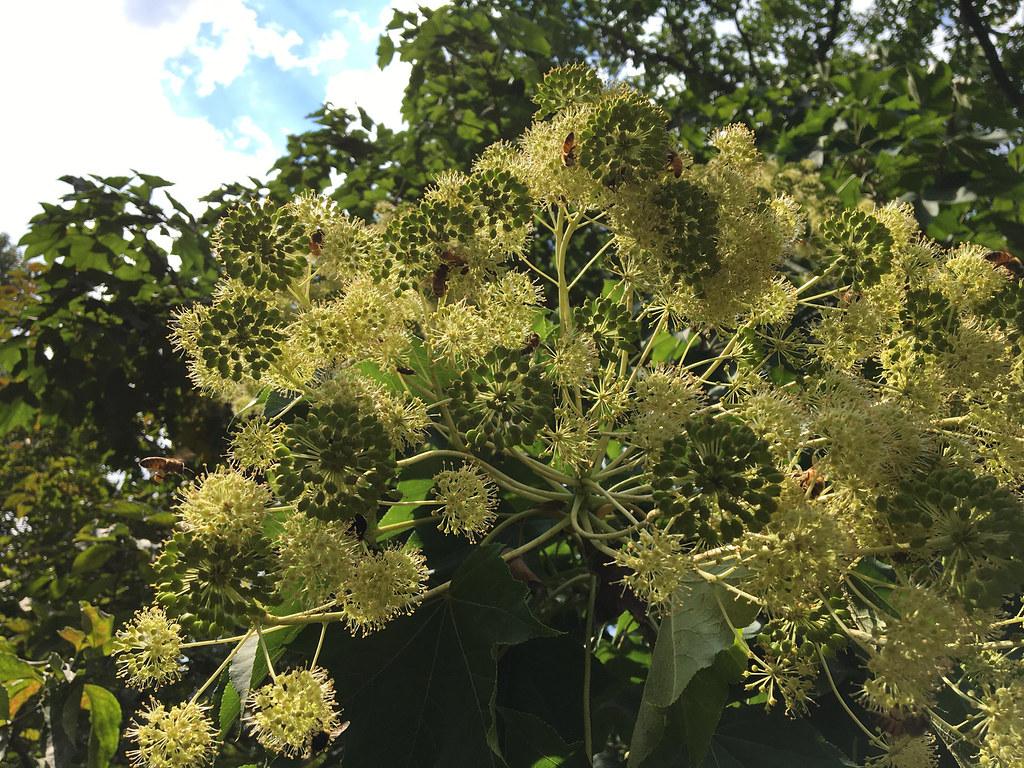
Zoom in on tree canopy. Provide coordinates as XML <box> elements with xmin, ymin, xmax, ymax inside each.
<box><xmin>1</xmin><ymin>2</ymin><xmax>1022</xmax><ymax>767</ymax></box>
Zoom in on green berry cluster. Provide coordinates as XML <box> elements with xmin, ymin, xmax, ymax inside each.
<box><xmin>200</xmin><ymin>291</ymin><xmax>285</xmax><ymax>381</ymax></box>
<box><xmin>153</xmin><ymin>532</ymin><xmax>272</xmax><ymax>635</ymax></box>
<box><xmin>577</xmin><ymin>90</ymin><xmax>669</xmax><ymax>189</ymax></box>
<box><xmin>532</xmin><ymin>62</ymin><xmax>604</xmax><ymax>117</ymax></box>
<box><xmin>447</xmin><ymin>346</ymin><xmax>555</xmax><ymax>452</ymax></box>
<box><xmin>877</xmin><ymin>466</ymin><xmax>1024</xmax><ymax>606</ymax></box>
<box><xmin>986</xmin><ymin>280</ymin><xmax>1024</xmax><ymax>337</ymax></box>
<box><xmin>276</xmin><ymin>401</ymin><xmax>396</xmax><ymax>522</ymax></box>
<box><xmin>820</xmin><ymin>208</ymin><xmax>893</xmax><ymax>288</ymax></box>
<box><xmin>902</xmin><ymin>288</ymin><xmax>959</xmax><ymax>354</ymax></box>
<box><xmin>575</xmin><ymin>294</ymin><xmax>640</xmax><ymax>355</ymax></box>
<box><xmin>651</xmin><ymin>415</ymin><xmax>783</xmax><ymax>543</ymax></box>
<box><xmin>651</xmin><ymin>179</ymin><xmax>721</xmax><ymax>286</ymax></box>
<box><xmin>215</xmin><ymin>198</ymin><xmax>306</xmax><ymax>291</ymax></box>
<box><xmin>463</xmin><ymin>168</ymin><xmax>532</xmax><ymax>234</ymax></box>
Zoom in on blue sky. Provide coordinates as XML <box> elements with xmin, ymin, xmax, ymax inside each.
<box><xmin>1</xmin><ymin>0</ymin><xmax>439</xmax><ymax>238</ymax></box>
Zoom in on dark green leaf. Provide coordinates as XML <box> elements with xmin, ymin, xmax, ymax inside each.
<box><xmin>82</xmin><ymin>684</ymin><xmax>121</xmax><ymax>768</ymax></box>
<box><xmin>323</xmin><ymin>545</ymin><xmax>555</xmax><ymax>767</ymax></box>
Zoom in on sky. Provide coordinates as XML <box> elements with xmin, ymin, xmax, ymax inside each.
<box><xmin>0</xmin><ymin>0</ymin><xmax>443</xmax><ymax>240</ymax></box>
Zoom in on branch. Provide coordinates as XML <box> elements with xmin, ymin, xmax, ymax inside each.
<box><xmin>815</xmin><ymin>0</ymin><xmax>845</xmax><ymax>65</ymax></box>
<box><xmin>958</xmin><ymin>0</ymin><xmax>1024</xmax><ymax>116</ymax></box>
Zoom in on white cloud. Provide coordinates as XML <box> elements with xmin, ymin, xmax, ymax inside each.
<box><xmin>0</xmin><ymin>1</ymin><xmax>288</xmax><ymax>239</ymax></box>
<box><xmin>0</xmin><ymin>0</ymin><xmax>455</xmax><ymax>239</ymax></box>
<box><xmin>323</xmin><ymin>0</ymin><xmax>448</xmax><ymax>129</ymax></box>
<box><xmin>187</xmin><ymin>5</ymin><xmax>306</xmax><ymax>96</ymax></box>
<box><xmin>325</xmin><ymin>60</ymin><xmax>413</xmax><ymax>129</ymax></box>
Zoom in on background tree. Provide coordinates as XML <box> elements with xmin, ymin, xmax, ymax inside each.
<box><xmin>1</xmin><ymin>1</ymin><xmax>1021</xmax><ymax>765</ymax></box>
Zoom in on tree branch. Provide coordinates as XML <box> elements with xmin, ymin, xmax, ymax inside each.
<box><xmin>815</xmin><ymin>0</ymin><xmax>844</xmax><ymax>64</ymax></box>
<box><xmin>958</xmin><ymin>0</ymin><xmax>1024</xmax><ymax>115</ymax></box>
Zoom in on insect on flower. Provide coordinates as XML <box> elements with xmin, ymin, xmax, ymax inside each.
<box><xmin>666</xmin><ymin>150</ymin><xmax>684</xmax><ymax>178</ymax></box>
<box><xmin>431</xmin><ymin>250</ymin><xmax>468</xmax><ymax>297</ymax></box>
<box><xmin>561</xmin><ymin>132</ymin><xmax>576</xmax><ymax>167</ymax></box>
<box><xmin>519</xmin><ymin>332</ymin><xmax>541</xmax><ymax>355</ymax></box>
<box><xmin>138</xmin><ymin>456</ymin><xmax>189</xmax><ymax>483</ymax></box>
<box><xmin>309</xmin><ymin>721</ymin><xmax>350</xmax><ymax>754</ymax></box>
<box><xmin>984</xmin><ymin>250</ymin><xmax>1023</xmax><ymax>281</ymax></box>
<box><xmin>309</xmin><ymin>229</ymin><xmax>324</xmax><ymax>256</ymax></box>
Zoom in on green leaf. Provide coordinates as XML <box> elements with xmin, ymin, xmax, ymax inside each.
<box><xmin>82</xmin><ymin>684</ymin><xmax>121</xmax><ymax>768</ymax></box>
<box><xmin>322</xmin><ymin>545</ymin><xmax>555</xmax><ymax>766</ymax></box>
<box><xmin>632</xmin><ymin>646</ymin><xmax>747</xmax><ymax>768</ymax></box>
<box><xmin>227</xmin><ymin>633</ymin><xmax>259</xmax><ymax>718</ymax></box>
<box><xmin>0</xmin><ymin>653</ymin><xmax>41</xmax><ymax>683</ymax></box>
<box><xmin>0</xmin><ymin>685</ymin><xmax>8</xmax><ymax>721</ymax></box>
<box><xmin>498</xmin><ymin>707</ymin><xmax>585</xmax><ymax>768</ymax></box>
<box><xmin>699</xmin><ymin>707</ymin><xmax>856</xmax><ymax>767</ymax></box>
<box><xmin>378</xmin><ymin>35</ymin><xmax>396</xmax><ymax>68</ymax></box>
<box><xmin>72</xmin><ymin>544</ymin><xmax>117</xmax><ymax>575</ymax></box>
<box><xmin>628</xmin><ymin>579</ymin><xmax>756</xmax><ymax>767</ymax></box>
<box><xmin>218</xmin><ymin>625</ymin><xmax>303</xmax><ymax>735</ymax></box>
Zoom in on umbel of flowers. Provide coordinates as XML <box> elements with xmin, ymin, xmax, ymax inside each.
<box><xmin>111</xmin><ymin>64</ymin><xmax>1024</xmax><ymax>767</ymax></box>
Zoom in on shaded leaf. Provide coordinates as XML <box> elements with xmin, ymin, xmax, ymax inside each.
<box><xmin>323</xmin><ymin>545</ymin><xmax>555</xmax><ymax>767</ymax></box>
<box><xmin>82</xmin><ymin>684</ymin><xmax>121</xmax><ymax>768</ymax></box>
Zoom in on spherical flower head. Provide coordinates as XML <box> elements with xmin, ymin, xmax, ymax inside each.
<box><xmin>176</xmin><ymin>469</ymin><xmax>271</xmax><ymax>548</ymax></box>
<box><xmin>614</xmin><ymin>528</ymin><xmax>691</xmax><ymax>608</ymax></box>
<box><xmin>247</xmin><ymin>667</ymin><xmax>341</xmax><ymax>758</ymax></box>
<box><xmin>934</xmin><ymin>243</ymin><xmax>1009</xmax><ymax>312</ymax></box>
<box><xmin>214</xmin><ymin>198</ymin><xmax>306</xmax><ymax>292</ymax></box>
<box><xmin>341</xmin><ymin>547</ymin><xmax>429</xmax><ymax>634</ymax></box>
<box><xmin>708</xmin><ymin>124</ymin><xmax>759</xmax><ymax>167</ymax></box>
<box><xmin>543</xmin><ymin>406</ymin><xmax>598</xmax><ymax>471</ymax></box>
<box><xmin>433</xmin><ymin>465</ymin><xmax>498</xmax><ymax>540</ymax></box>
<box><xmin>114</xmin><ymin>606</ymin><xmax>184</xmax><ymax>690</ymax></box>
<box><xmin>532</xmin><ymin>63</ymin><xmax>604</xmax><ymax>118</ymax></box>
<box><xmin>228</xmin><ymin>415</ymin><xmax>284</xmax><ymax>473</ymax></box>
<box><xmin>127</xmin><ymin>700</ymin><xmax>217</xmax><ymax>768</ymax></box>
<box><xmin>631</xmin><ymin>366</ymin><xmax>701</xmax><ymax>457</ymax></box>
<box><xmin>743</xmin><ymin>643</ymin><xmax>817</xmax><ymax>716</ymax></box>
<box><xmin>739</xmin><ymin>484</ymin><xmax>848</xmax><ymax>616</ymax></box>
<box><xmin>978</xmin><ymin>682</ymin><xmax>1024</xmax><ymax>767</ymax></box>
<box><xmin>550</xmin><ymin>330</ymin><xmax>599</xmax><ymax>388</ymax></box>
<box><xmin>811</xmin><ymin>382</ymin><xmax>925</xmax><ymax>491</ymax></box>
<box><xmin>275</xmin><ymin>513</ymin><xmax>359</xmax><ymax>608</ymax></box>
<box><xmin>745</xmin><ymin>277</ymin><xmax>799</xmax><ymax>327</ymax></box>
<box><xmin>734</xmin><ymin>386</ymin><xmax>806</xmax><ymax>465</ymax></box>
<box><xmin>862</xmin><ymin>585</ymin><xmax>965</xmax><ymax>712</ymax></box>
<box><xmin>651</xmin><ymin>415</ymin><xmax>783</xmax><ymax>544</ymax></box>
<box><xmin>866</xmin><ymin>734</ymin><xmax>938</xmax><ymax>768</ymax></box>
<box><xmin>577</xmin><ymin>88</ymin><xmax>670</xmax><ymax>190</ymax></box>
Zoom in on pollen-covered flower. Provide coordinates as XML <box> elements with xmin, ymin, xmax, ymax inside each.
<box><xmin>114</xmin><ymin>607</ymin><xmax>184</xmax><ymax>689</ymax></box>
<box><xmin>433</xmin><ymin>464</ymin><xmax>498</xmax><ymax>540</ymax></box>
<box><xmin>862</xmin><ymin>585</ymin><xmax>966</xmax><ymax>712</ymax></box>
<box><xmin>247</xmin><ymin>667</ymin><xmax>341</xmax><ymax>757</ymax></box>
<box><xmin>614</xmin><ymin>528</ymin><xmax>692</xmax><ymax>607</ymax></box>
<box><xmin>275</xmin><ymin>513</ymin><xmax>359</xmax><ymax>608</ymax></box>
<box><xmin>228</xmin><ymin>415</ymin><xmax>284</xmax><ymax>473</ymax></box>
<box><xmin>866</xmin><ymin>734</ymin><xmax>938</xmax><ymax>768</ymax></box>
<box><xmin>978</xmin><ymin>681</ymin><xmax>1024</xmax><ymax>767</ymax></box>
<box><xmin>176</xmin><ymin>469</ymin><xmax>271</xmax><ymax>547</ymax></box>
<box><xmin>739</xmin><ymin>484</ymin><xmax>849</xmax><ymax>616</ymax></box>
<box><xmin>127</xmin><ymin>701</ymin><xmax>217</xmax><ymax>768</ymax></box>
<box><xmin>734</xmin><ymin>386</ymin><xmax>807</xmax><ymax>465</ymax></box>
<box><xmin>549</xmin><ymin>330</ymin><xmax>599</xmax><ymax>388</ymax></box>
<box><xmin>341</xmin><ymin>547</ymin><xmax>429</xmax><ymax>634</ymax></box>
<box><xmin>631</xmin><ymin>366</ymin><xmax>701</xmax><ymax>456</ymax></box>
